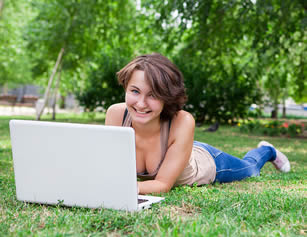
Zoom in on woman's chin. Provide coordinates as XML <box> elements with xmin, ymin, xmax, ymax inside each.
<box><xmin>131</xmin><ymin>115</ymin><xmax>151</xmax><ymax>124</ymax></box>
<box><xmin>131</xmin><ymin>112</ymin><xmax>160</xmax><ymax>125</ymax></box>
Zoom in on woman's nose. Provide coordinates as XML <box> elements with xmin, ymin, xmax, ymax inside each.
<box><xmin>137</xmin><ymin>96</ymin><xmax>147</xmax><ymax>108</ymax></box>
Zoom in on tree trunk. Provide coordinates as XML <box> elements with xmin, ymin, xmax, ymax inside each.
<box><xmin>60</xmin><ymin>95</ymin><xmax>66</xmax><ymax>109</ymax></box>
<box><xmin>36</xmin><ymin>47</ymin><xmax>64</xmax><ymax>120</ymax></box>
<box><xmin>258</xmin><ymin>103</ymin><xmax>263</xmax><ymax>118</ymax></box>
<box><xmin>2</xmin><ymin>83</ymin><xmax>8</xmax><ymax>94</ymax></box>
<box><xmin>272</xmin><ymin>101</ymin><xmax>278</xmax><ymax>119</ymax></box>
<box><xmin>0</xmin><ymin>0</ymin><xmax>5</xmax><ymax>18</ymax></box>
<box><xmin>271</xmin><ymin>100</ymin><xmax>278</xmax><ymax>119</ymax></box>
<box><xmin>282</xmin><ymin>97</ymin><xmax>286</xmax><ymax>118</ymax></box>
<box><xmin>52</xmin><ymin>63</ymin><xmax>62</xmax><ymax>120</ymax></box>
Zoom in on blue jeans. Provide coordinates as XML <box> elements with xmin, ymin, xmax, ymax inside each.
<box><xmin>193</xmin><ymin>141</ymin><xmax>277</xmax><ymax>183</ymax></box>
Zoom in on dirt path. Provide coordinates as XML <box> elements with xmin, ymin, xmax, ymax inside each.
<box><xmin>0</xmin><ymin>105</ymin><xmax>71</xmax><ymax>116</ymax></box>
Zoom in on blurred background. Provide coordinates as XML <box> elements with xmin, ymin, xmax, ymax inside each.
<box><xmin>0</xmin><ymin>0</ymin><xmax>306</xmax><ymax>122</ymax></box>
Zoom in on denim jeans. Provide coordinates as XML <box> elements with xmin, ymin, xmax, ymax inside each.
<box><xmin>193</xmin><ymin>141</ymin><xmax>277</xmax><ymax>183</ymax></box>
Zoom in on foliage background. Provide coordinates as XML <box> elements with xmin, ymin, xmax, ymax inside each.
<box><xmin>0</xmin><ymin>0</ymin><xmax>306</xmax><ymax>122</ymax></box>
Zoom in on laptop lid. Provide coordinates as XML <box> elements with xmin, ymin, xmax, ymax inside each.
<box><xmin>10</xmin><ymin>120</ymin><xmax>140</xmax><ymax>211</ymax></box>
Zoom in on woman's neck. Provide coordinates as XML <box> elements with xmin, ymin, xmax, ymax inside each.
<box><xmin>132</xmin><ymin>118</ymin><xmax>161</xmax><ymax>138</ymax></box>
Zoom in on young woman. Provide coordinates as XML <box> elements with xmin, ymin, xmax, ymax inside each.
<box><xmin>105</xmin><ymin>53</ymin><xmax>290</xmax><ymax>195</ymax></box>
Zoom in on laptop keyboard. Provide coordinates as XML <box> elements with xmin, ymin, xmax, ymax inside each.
<box><xmin>138</xmin><ymin>198</ymin><xmax>148</xmax><ymax>204</ymax></box>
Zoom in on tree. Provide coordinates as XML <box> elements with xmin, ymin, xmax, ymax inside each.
<box><xmin>74</xmin><ymin>1</ymin><xmax>174</xmax><ymax>112</ymax></box>
<box><xmin>76</xmin><ymin>50</ymin><xmax>130</xmax><ymax>112</ymax></box>
<box><xmin>0</xmin><ymin>0</ymin><xmax>34</xmax><ymax>86</ymax></box>
<box><xmin>36</xmin><ymin>48</ymin><xmax>64</xmax><ymax>120</ymax></box>
<box><xmin>251</xmin><ymin>0</ymin><xmax>307</xmax><ymax>117</ymax></box>
<box><xmin>0</xmin><ymin>0</ymin><xmax>4</xmax><ymax>15</ymax></box>
<box><xmin>141</xmin><ymin>0</ymin><xmax>262</xmax><ymax>122</ymax></box>
<box><xmin>142</xmin><ymin>0</ymin><xmax>306</xmax><ymax>121</ymax></box>
<box><xmin>25</xmin><ymin>0</ymin><xmax>142</xmax><ymax>113</ymax></box>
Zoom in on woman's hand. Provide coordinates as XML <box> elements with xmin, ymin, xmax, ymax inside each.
<box><xmin>138</xmin><ymin>180</ymin><xmax>170</xmax><ymax>194</ymax></box>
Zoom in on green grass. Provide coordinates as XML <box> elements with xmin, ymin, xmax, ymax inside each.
<box><xmin>0</xmin><ymin>114</ymin><xmax>306</xmax><ymax>236</ymax></box>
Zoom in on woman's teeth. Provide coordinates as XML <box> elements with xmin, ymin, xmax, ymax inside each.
<box><xmin>136</xmin><ymin>110</ymin><xmax>149</xmax><ymax>114</ymax></box>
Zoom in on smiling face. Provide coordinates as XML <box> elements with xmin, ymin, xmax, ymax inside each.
<box><xmin>125</xmin><ymin>70</ymin><xmax>164</xmax><ymax>126</ymax></box>
<box><xmin>118</xmin><ymin>53</ymin><xmax>187</xmax><ymax>121</ymax></box>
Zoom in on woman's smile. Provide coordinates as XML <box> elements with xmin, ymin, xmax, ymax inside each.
<box><xmin>134</xmin><ymin>109</ymin><xmax>151</xmax><ymax>114</ymax></box>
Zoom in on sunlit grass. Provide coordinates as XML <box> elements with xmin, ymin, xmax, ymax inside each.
<box><xmin>0</xmin><ymin>114</ymin><xmax>306</xmax><ymax>236</ymax></box>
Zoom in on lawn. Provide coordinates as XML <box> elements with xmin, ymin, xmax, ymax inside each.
<box><xmin>0</xmin><ymin>114</ymin><xmax>306</xmax><ymax>236</ymax></box>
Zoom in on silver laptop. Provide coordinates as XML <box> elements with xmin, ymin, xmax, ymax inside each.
<box><xmin>9</xmin><ymin>120</ymin><xmax>164</xmax><ymax>211</ymax></box>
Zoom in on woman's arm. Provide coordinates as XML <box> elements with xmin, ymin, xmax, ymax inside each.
<box><xmin>138</xmin><ymin>110</ymin><xmax>195</xmax><ymax>194</ymax></box>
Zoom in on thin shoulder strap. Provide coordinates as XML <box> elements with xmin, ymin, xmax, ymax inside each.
<box><xmin>160</xmin><ymin>120</ymin><xmax>170</xmax><ymax>163</ymax></box>
<box><xmin>149</xmin><ymin>119</ymin><xmax>170</xmax><ymax>175</ymax></box>
<box><xmin>122</xmin><ymin>108</ymin><xmax>132</xmax><ymax>127</ymax></box>
<box><xmin>137</xmin><ymin>119</ymin><xmax>171</xmax><ymax>179</ymax></box>
<box><xmin>123</xmin><ymin>109</ymin><xmax>171</xmax><ymax>179</ymax></box>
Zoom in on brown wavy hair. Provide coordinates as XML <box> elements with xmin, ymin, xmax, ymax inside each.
<box><xmin>117</xmin><ymin>53</ymin><xmax>187</xmax><ymax>121</ymax></box>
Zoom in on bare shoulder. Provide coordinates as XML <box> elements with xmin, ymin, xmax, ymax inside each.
<box><xmin>169</xmin><ymin>110</ymin><xmax>195</xmax><ymax>140</ymax></box>
<box><xmin>105</xmin><ymin>103</ymin><xmax>126</xmax><ymax>126</ymax></box>
<box><xmin>172</xmin><ymin>110</ymin><xmax>195</xmax><ymax>129</ymax></box>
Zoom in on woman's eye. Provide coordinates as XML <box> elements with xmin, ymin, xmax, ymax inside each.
<box><xmin>131</xmin><ymin>90</ymin><xmax>139</xmax><ymax>94</ymax></box>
